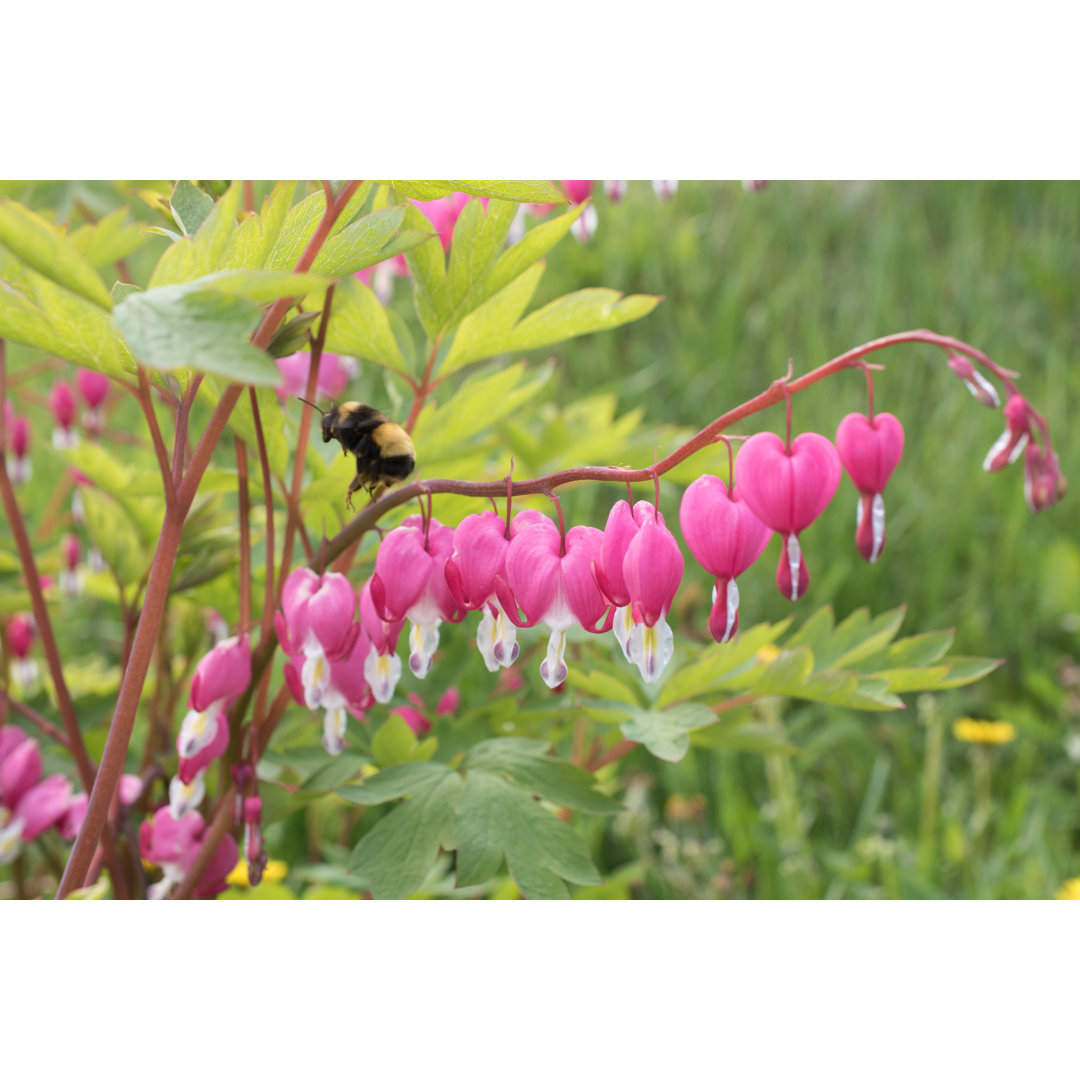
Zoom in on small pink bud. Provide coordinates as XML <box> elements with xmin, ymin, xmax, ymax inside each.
<box><xmin>652</xmin><ymin>180</ymin><xmax>679</xmax><ymax>200</ymax></box>
<box><xmin>7</xmin><ymin>615</ymin><xmax>34</xmax><ymax>659</ymax></box>
<box><xmin>49</xmin><ymin>380</ymin><xmax>79</xmax><ymax>449</ymax></box>
<box><xmin>563</xmin><ymin>180</ymin><xmax>594</xmax><ymax>204</ymax></box>
<box><xmin>76</xmin><ymin>369</ymin><xmax>109</xmax><ymax>408</ymax></box>
<box><xmin>983</xmin><ymin>394</ymin><xmax>1032</xmax><ymax>473</ymax></box>
<box><xmin>947</xmin><ymin>355</ymin><xmax>999</xmax><ymax>408</ymax></box>
<box><xmin>62</xmin><ymin>534</ymin><xmax>81</xmax><ymax>572</ymax></box>
<box><xmin>119</xmin><ymin>774</ymin><xmax>144</xmax><ymax>806</ymax></box>
<box><xmin>436</xmin><ymin>686</ymin><xmax>460</xmax><ymax>716</ymax></box>
<box><xmin>741</xmin><ymin>180</ymin><xmax>769</xmax><ymax>193</ymax></box>
<box><xmin>58</xmin><ymin>791</ymin><xmax>88</xmax><ymax>841</ymax></box>
<box><xmin>604</xmin><ymin>180</ymin><xmax>627</xmax><ymax>202</ymax></box>
<box><xmin>1023</xmin><ymin>443</ymin><xmax>1067</xmax><ymax>512</ymax></box>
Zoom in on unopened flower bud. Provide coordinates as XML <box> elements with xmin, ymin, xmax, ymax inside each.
<box><xmin>983</xmin><ymin>394</ymin><xmax>1031</xmax><ymax>473</ymax></box>
<box><xmin>947</xmin><ymin>355</ymin><xmax>1000</xmax><ymax>408</ymax></box>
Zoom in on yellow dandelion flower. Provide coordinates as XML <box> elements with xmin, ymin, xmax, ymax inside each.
<box><xmin>226</xmin><ymin>858</ymin><xmax>289</xmax><ymax>888</ymax></box>
<box><xmin>952</xmin><ymin>718</ymin><xmax>1017</xmax><ymax>747</ymax></box>
<box><xmin>1056</xmin><ymin>879</ymin><xmax>1080</xmax><ymax>901</ymax></box>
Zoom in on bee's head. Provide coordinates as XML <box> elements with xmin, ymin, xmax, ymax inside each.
<box><xmin>297</xmin><ymin>397</ymin><xmax>334</xmax><ymax>443</ymax></box>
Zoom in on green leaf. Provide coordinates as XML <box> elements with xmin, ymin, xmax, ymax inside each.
<box><xmin>80</xmin><ymin>489</ymin><xmax>149</xmax><ymax>588</ymax></box>
<box><xmin>336</xmin><ymin>761</ymin><xmax>453</xmax><ymax>805</ymax></box>
<box><xmin>395</xmin><ymin>201</ymin><xmax>449</xmax><ymax>340</ymax></box>
<box><xmin>502</xmin><ymin>288</ymin><xmax>661</xmax><ymax>353</ymax></box>
<box><xmin>264</xmin><ymin>183</ymin><xmax>373</xmax><ymax>273</ymax></box>
<box><xmin>656</xmin><ymin>619</ymin><xmax>793</xmax><ymax>707</ymax></box>
<box><xmin>113</xmin><ymin>281</ymin><xmax>279</xmax><ymax>385</ymax></box>
<box><xmin>440</xmin><ymin>260</ymin><xmax>545</xmax><ymax>373</ymax></box>
<box><xmin>148</xmin><ymin>182</ymin><xmax>242</xmax><ymax>287</ymax></box>
<box><xmin>463</xmin><ymin>737</ymin><xmax>620</xmax><ymax>815</ymax></box>
<box><xmin>693</xmin><ymin>720</ymin><xmax>800</xmax><ymax>755</ymax></box>
<box><xmin>0</xmin><ymin>198</ymin><xmax>113</xmax><ymax>309</ymax></box>
<box><xmin>195</xmin><ymin>268</ymin><xmax>330</xmax><ymax>304</ymax></box>
<box><xmin>934</xmin><ymin>657</ymin><xmax>1003</xmax><ymax>689</ymax></box>
<box><xmin>411</xmin><ymin>362</ymin><xmax>551</xmax><ymax>465</ymax></box>
<box><xmin>877</xmin><ymin>630</ymin><xmax>955</xmax><ymax>669</ymax></box>
<box><xmin>814</xmin><ymin>606</ymin><xmax>906</xmax><ymax>671</ymax></box>
<box><xmin>199</xmin><ymin>379</ymin><xmax>289</xmax><ymax>477</ymax></box>
<box><xmin>323</xmin><ymin>276</ymin><xmax>408</xmax><ymax>374</ymax></box>
<box><xmin>455</xmin><ymin>771</ymin><xmax>602</xmax><ymax>899</ymax></box>
<box><xmin>312</xmin><ymin>205</ymin><xmax>433</xmax><ymax>277</ymax></box>
<box><xmin>348</xmin><ymin>770</ymin><xmax>463</xmax><ymax>899</ymax></box>
<box><xmin>170</xmin><ymin>180</ymin><xmax>215</xmax><ymax>236</ymax></box>
<box><xmin>564</xmin><ymin>664</ymin><xmax>644</xmax><ymax>707</ymax></box>
<box><xmin>620</xmin><ymin>703</ymin><xmax>716</xmax><ymax>763</ymax></box>
<box><xmin>371</xmin><ymin>715</ymin><xmax>419</xmax><ymax>767</ymax></box>
<box><xmin>224</xmin><ymin>181</ymin><xmax>296</xmax><ymax>270</ymax></box>
<box><xmin>68</xmin><ymin>208</ymin><xmax>146</xmax><ymax>269</ymax></box>
<box><xmin>381</xmin><ymin>181</ymin><xmax>567</xmax><ymax>204</ymax></box>
<box><xmin>300</xmin><ymin>752</ymin><xmax>372</xmax><ymax>792</ymax></box>
<box><xmin>438</xmin><ymin>197</ymin><xmax>519</xmax><ymax>331</ymax></box>
<box><xmin>267</xmin><ymin>310</ymin><xmax>321</xmax><ymax>359</ymax></box>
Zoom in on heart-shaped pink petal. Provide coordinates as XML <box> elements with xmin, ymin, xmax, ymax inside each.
<box><xmin>835</xmin><ymin>412</ymin><xmax>905</xmax><ymax>494</ymax></box>
<box><xmin>680</xmin><ymin>474</ymin><xmax>773</xmax><ymax>579</ymax></box>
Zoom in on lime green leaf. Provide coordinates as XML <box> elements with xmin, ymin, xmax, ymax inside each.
<box><xmin>455</xmin><ymin>771</ymin><xmax>601</xmax><ymax>898</ymax></box>
<box><xmin>114</xmin><ymin>281</ymin><xmax>278</xmax><ymax>384</ymax></box>
<box><xmin>501</xmin><ymin>288</ymin><xmax>661</xmax><ymax>353</ymax></box>
<box><xmin>224</xmin><ymin>180</ymin><xmax>296</xmax><ymax>270</ymax></box>
<box><xmin>564</xmin><ymin>664</ymin><xmax>644</xmax><ymax>707</ymax></box>
<box><xmin>0</xmin><ymin>198</ymin><xmax>113</xmax><ymax>309</ymax></box>
<box><xmin>876</xmin><ymin>666</ymin><xmax>953</xmax><ymax>694</ymax></box>
<box><xmin>814</xmin><ymin>606</ymin><xmax>906</xmax><ymax>671</ymax></box>
<box><xmin>381</xmin><ymin>181</ymin><xmax>567</xmax><ymax>204</ymax></box>
<box><xmin>110</xmin><ymin>281</ymin><xmax>141</xmax><ymax>303</ymax></box>
<box><xmin>440</xmin><ymin>260</ymin><xmax>545</xmax><ymax>373</ymax></box>
<box><xmin>395</xmin><ymin>201</ymin><xmax>449</xmax><ymax>340</ymax></box>
<box><xmin>264</xmin><ymin>183</ymin><xmax>373</xmax><ymax>273</ymax></box>
<box><xmin>656</xmin><ymin>619</ymin><xmax>793</xmax><ymax>707</ymax></box>
<box><xmin>877</xmin><ymin>629</ymin><xmax>955</xmax><ymax>669</ymax></box>
<box><xmin>693</xmin><ymin>720</ymin><xmax>800</xmax><ymax>755</ymax></box>
<box><xmin>336</xmin><ymin>761</ymin><xmax>454</xmax><ymax>805</ymax></box>
<box><xmin>934</xmin><ymin>657</ymin><xmax>1003</xmax><ymax>689</ymax></box>
<box><xmin>620</xmin><ymin>703</ymin><xmax>716</xmax><ymax>763</ymax></box>
<box><xmin>463</xmin><ymin>737</ymin><xmax>620</xmax><ymax>815</ymax></box>
<box><xmin>411</xmin><ymin>362</ymin><xmax>551</xmax><ymax>465</ymax></box>
<box><xmin>439</xmin><ymin>198</ymin><xmax>519</xmax><ymax>330</ymax></box>
<box><xmin>80</xmin><ymin>489</ymin><xmax>149</xmax><ymax>588</ymax></box>
<box><xmin>148</xmin><ymin>183</ymin><xmax>242</xmax><ymax>287</ymax></box>
<box><xmin>195</xmin><ymin>268</ymin><xmax>330</xmax><ymax>304</ymax></box>
<box><xmin>198</xmin><ymin>379</ymin><xmax>289</xmax><ymax>477</ymax></box>
<box><xmin>170</xmin><ymin>180</ymin><xmax>215</xmax><ymax>236</ymax></box>
<box><xmin>347</xmin><ymin>770</ymin><xmax>463</xmax><ymax>899</ymax></box>
<box><xmin>312</xmin><ymin>205</ymin><xmax>433</xmax><ymax>277</ymax></box>
<box><xmin>323</xmin><ymin>276</ymin><xmax>408</xmax><ymax>374</ymax></box>
<box><xmin>371</xmin><ymin>714</ymin><xmax>419</xmax><ymax>767</ymax></box>
<box><xmin>69</xmin><ymin>208</ymin><xmax>146</xmax><ymax>269</ymax></box>
<box><xmin>784</xmin><ymin>605</ymin><xmax>835</xmax><ymax>652</ymax></box>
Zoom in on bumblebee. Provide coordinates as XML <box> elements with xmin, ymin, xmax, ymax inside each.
<box><xmin>301</xmin><ymin>400</ymin><xmax>416</xmax><ymax>505</ymax></box>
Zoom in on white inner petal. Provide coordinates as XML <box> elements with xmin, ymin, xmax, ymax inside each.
<box><xmin>539</xmin><ymin>629</ymin><xmax>568</xmax><ymax>689</ymax></box>
<box><xmin>869</xmin><ymin>493</ymin><xmax>886</xmax><ymax>563</ymax></box>
<box><xmin>169</xmin><ymin>771</ymin><xmax>206</xmax><ymax>819</ymax></box>
<box><xmin>629</xmin><ymin>615</ymin><xmax>675</xmax><ymax>684</ymax></box>
<box><xmin>408</xmin><ymin>620</ymin><xmax>441</xmax><ymax>679</ymax></box>
<box><xmin>365</xmin><ymin>646</ymin><xmax>402</xmax><ymax>705</ymax></box>
<box><xmin>723</xmin><ymin>578</ymin><xmax>740</xmax><ymax>644</ymax></box>
<box><xmin>613</xmin><ymin>604</ymin><xmax>635</xmax><ymax>661</ymax></box>
<box><xmin>786</xmin><ymin>534</ymin><xmax>802</xmax><ymax>602</ymax></box>
<box><xmin>323</xmin><ymin>707</ymin><xmax>347</xmax><ymax>756</ymax></box>
<box><xmin>178</xmin><ymin>708</ymin><xmax>216</xmax><ymax>758</ymax></box>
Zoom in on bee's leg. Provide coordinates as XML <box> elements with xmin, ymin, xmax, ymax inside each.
<box><xmin>346</xmin><ymin>471</ymin><xmax>366</xmax><ymax>511</ymax></box>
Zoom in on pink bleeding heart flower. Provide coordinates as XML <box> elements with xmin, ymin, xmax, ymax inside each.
<box><xmin>6</xmin><ymin>615</ymin><xmax>37</xmax><ymax>692</ymax></box>
<box><xmin>0</xmin><ymin>725</ymin><xmax>29</xmax><ymax>763</ymax></box>
<box><xmin>0</xmin><ymin>735</ymin><xmax>42</xmax><ymax>811</ymax></box>
<box><xmin>57</xmin><ymin>791</ymin><xmax>87</xmax><ymax>841</ymax></box>
<box><xmin>835</xmin><ymin>412</ymin><xmax>905</xmax><ymax>563</ymax></box>
<box><xmin>60</xmin><ymin>534</ymin><xmax>82</xmax><ymax>597</ymax></box>
<box><xmin>140</xmin><ymin>807</ymin><xmax>238</xmax><ymax>900</ymax></box>
<box><xmin>436</xmin><ymin>686</ymin><xmax>460</xmax><ymax>716</ymax></box>
<box><xmin>175</xmin><ymin>635</ymin><xmax>251</xmax><ymax>791</ymax></box>
<box><xmin>193</xmin><ymin>831</ymin><xmax>239</xmax><ymax>900</ymax></box>
<box><xmin>49</xmin><ymin>379</ymin><xmax>79</xmax><ymax>449</ymax></box>
<box><xmin>1023</xmin><ymin>443</ymin><xmax>1067</xmax><ymax>512</ymax></box>
<box><xmin>983</xmin><ymin>393</ymin><xmax>1032</xmax><ymax>473</ymax></box>
<box><xmin>359</xmin><ymin>579</ymin><xmax>405</xmax><ymax>705</ymax></box>
<box><xmin>652</xmin><ymin>180</ymin><xmax>679</xmax><ymax>200</ymax></box>
<box><xmin>621</xmin><ymin>510</ymin><xmax>684</xmax><ymax>683</ymax></box>
<box><xmin>276</xmin><ymin>569</ymin><xmax>359</xmax><ymax>713</ymax></box>
<box><xmin>16</xmin><ymin>774</ymin><xmax>73</xmax><ymax>841</ymax></box>
<box><xmin>947</xmin><ymin>355</ymin><xmax>999</xmax><ymax>409</ymax></box>
<box><xmin>444</xmin><ymin>511</ymin><xmax>519</xmax><ymax>673</ymax></box>
<box><xmin>498</xmin><ymin>513</ymin><xmax>612</xmax><ymax>689</ymax></box>
<box><xmin>275</xmin><ymin>352</ymin><xmax>358</xmax><ymax>406</ymax></box>
<box><xmin>76</xmin><ymin>368</ymin><xmax>109</xmax><ymax>437</ymax></box>
<box><xmin>315</xmin><ymin>625</ymin><xmax>374</xmax><ymax>756</ymax></box>
<box><xmin>371</xmin><ymin>516</ymin><xmax>462</xmax><ymax>680</ymax></box>
<box><xmin>735</xmin><ymin>431</ymin><xmax>841</xmax><ymax>602</ymax></box>
<box><xmin>10</xmin><ymin>415</ymin><xmax>30</xmax><ymax>485</ymax></box>
<box><xmin>680</xmin><ymin>474</ymin><xmax>773</xmax><ymax>644</ymax></box>
<box><xmin>560</xmin><ymin>181</ymin><xmax>598</xmax><ymax>243</ymax></box>
<box><xmin>604</xmin><ymin>180</ymin><xmax>627</xmax><ymax>202</ymax></box>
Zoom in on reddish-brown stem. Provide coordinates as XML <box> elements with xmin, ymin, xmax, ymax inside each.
<box><xmin>137</xmin><ymin>367</ymin><xmax>177</xmax><ymax>511</ymax></box>
<box><xmin>236</xmin><ymin>437</ymin><xmax>251</xmax><ymax>632</ymax></box>
<box><xmin>588</xmin><ymin>738</ymin><xmax>638</xmax><ymax>772</ymax></box>
<box><xmin>0</xmin><ymin>691</ymin><xmax>72</xmax><ymax>752</ymax></box>
<box><xmin>55</xmin><ymin>181</ymin><xmax>361</xmax><ymax>899</ymax></box>
<box><xmin>172</xmin><ymin>375</ymin><xmax>202</xmax><ymax>491</ymax></box>
<box><xmin>403</xmin><ymin>341</ymin><xmax>441</xmax><ymax>434</ymax></box>
<box><xmin>276</xmin><ymin>283</ymin><xmax>334</xmax><ymax>604</ymax></box>
<box><xmin>243</xmin><ymin>180</ymin><xmax>255</xmax><ymax>215</ymax></box>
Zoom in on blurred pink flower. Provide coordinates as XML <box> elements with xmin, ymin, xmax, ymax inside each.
<box><xmin>275</xmin><ymin>352</ymin><xmax>357</xmax><ymax>405</ymax></box>
<box><xmin>49</xmin><ymin>380</ymin><xmax>79</xmax><ymax>449</ymax></box>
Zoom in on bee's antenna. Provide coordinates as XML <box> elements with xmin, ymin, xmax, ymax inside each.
<box><xmin>297</xmin><ymin>397</ymin><xmax>326</xmax><ymax>415</ymax></box>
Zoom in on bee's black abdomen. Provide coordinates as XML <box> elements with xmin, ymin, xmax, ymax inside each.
<box><xmin>379</xmin><ymin>454</ymin><xmax>416</xmax><ymax>483</ymax></box>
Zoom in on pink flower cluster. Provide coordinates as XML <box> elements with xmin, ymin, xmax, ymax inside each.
<box><xmin>139</xmin><ymin>807</ymin><xmax>237</xmax><ymax>900</ymax></box>
<box><xmin>0</xmin><ymin>727</ymin><xmax>142</xmax><ymax>866</ymax></box>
